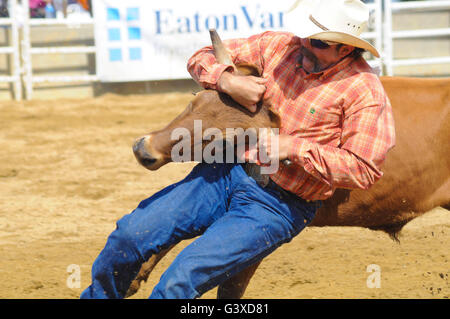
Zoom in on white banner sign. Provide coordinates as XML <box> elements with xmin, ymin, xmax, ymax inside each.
<box><xmin>93</xmin><ymin>0</ymin><xmax>297</xmax><ymax>82</ymax></box>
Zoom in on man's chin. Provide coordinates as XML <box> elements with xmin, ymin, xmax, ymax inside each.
<box><xmin>302</xmin><ymin>58</ymin><xmax>316</xmax><ymax>73</ymax></box>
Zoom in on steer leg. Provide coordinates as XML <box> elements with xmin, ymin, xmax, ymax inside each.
<box><xmin>125</xmin><ymin>245</ymin><xmax>174</xmax><ymax>298</ymax></box>
<box><xmin>217</xmin><ymin>261</ymin><xmax>261</xmax><ymax>299</ymax></box>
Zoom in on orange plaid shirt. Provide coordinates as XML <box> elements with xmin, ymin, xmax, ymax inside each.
<box><xmin>187</xmin><ymin>31</ymin><xmax>396</xmax><ymax>200</ymax></box>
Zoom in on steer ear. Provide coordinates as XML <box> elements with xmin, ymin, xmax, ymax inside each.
<box><xmin>235</xmin><ymin>63</ymin><xmax>262</xmax><ymax>77</ymax></box>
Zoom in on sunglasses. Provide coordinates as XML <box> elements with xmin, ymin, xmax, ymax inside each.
<box><xmin>309</xmin><ymin>39</ymin><xmax>338</xmax><ymax>49</ymax></box>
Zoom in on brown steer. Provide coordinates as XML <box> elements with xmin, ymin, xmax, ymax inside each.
<box><xmin>129</xmin><ymin>31</ymin><xmax>450</xmax><ymax>298</ymax></box>
<box><xmin>132</xmin><ymin>31</ymin><xmax>281</xmax><ymax>171</ymax></box>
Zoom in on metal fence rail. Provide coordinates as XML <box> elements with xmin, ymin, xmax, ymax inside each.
<box><xmin>20</xmin><ymin>0</ymin><xmax>98</xmax><ymax>100</ymax></box>
<box><xmin>0</xmin><ymin>0</ymin><xmax>449</xmax><ymax>100</ymax></box>
<box><xmin>383</xmin><ymin>0</ymin><xmax>450</xmax><ymax>76</ymax></box>
<box><xmin>0</xmin><ymin>0</ymin><xmax>21</xmax><ymax>100</ymax></box>
<box><xmin>363</xmin><ymin>0</ymin><xmax>384</xmax><ymax>72</ymax></box>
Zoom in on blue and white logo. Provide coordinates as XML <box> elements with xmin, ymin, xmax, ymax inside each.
<box><xmin>106</xmin><ymin>6</ymin><xmax>142</xmax><ymax>62</ymax></box>
<box><xmin>94</xmin><ymin>0</ymin><xmax>287</xmax><ymax>82</ymax></box>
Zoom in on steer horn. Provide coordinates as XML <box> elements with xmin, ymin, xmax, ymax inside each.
<box><xmin>209</xmin><ymin>29</ymin><xmax>237</xmax><ymax>71</ymax></box>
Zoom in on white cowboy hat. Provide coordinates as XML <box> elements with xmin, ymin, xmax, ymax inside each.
<box><xmin>285</xmin><ymin>0</ymin><xmax>380</xmax><ymax>58</ymax></box>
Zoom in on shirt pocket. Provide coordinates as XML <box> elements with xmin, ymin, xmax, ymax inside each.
<box><xmin>298</xmin><ymin>102</ymin><xmax>342</xmax><ymax>131</ymax></box>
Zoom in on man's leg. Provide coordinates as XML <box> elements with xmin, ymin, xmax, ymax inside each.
<box><xmin>81</xmin><ymin>163</ymin><xmax>238</xmax><ymax>299</ymax></box>
<box><xmin>149</xmin><ymin>175</ymin><xmax>318</xmax><ymax>299</ymax></box>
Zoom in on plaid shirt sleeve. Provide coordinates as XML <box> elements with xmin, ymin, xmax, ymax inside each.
<box><xmin>187</xmin><ymin>32</ymin><xmax>276</xmax><ymax>89</ymax></box>
<box><xmin>288</xmin><ymin>75</ymin><xmax>396</xmax><ymax>190</ymax></box>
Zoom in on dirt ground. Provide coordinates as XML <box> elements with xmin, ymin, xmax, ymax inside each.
<box><xmin>0</xmin><ymin>93</ymin><xmax>448</xmax><ymax>299</ymax></box>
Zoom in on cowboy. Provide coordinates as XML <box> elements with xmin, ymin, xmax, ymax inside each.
<box><xmin>81</xmin><ymin>0</ymin><xmax>395</xmax><ymax>299</ymax></box>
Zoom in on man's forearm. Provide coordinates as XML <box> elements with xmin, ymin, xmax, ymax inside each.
<box><xmin>287</xmin><ymin>138</ymin><xmax>383</xmax><ymax>190</ymax></box>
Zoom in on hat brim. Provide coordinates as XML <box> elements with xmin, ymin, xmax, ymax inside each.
<box><xmin>307</xmin><ymin>31</ymin><xmax>380</xmax><ymax>58</ymax></box>
<box><xmin>287</xmin><ymin>1</ymin><xmax>380</xmax><ymax>58</ymax></box>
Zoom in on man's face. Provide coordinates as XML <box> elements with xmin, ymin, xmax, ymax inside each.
<box><xmin>299</xmin><ymin>38</ymin><xmax>353</xmax><ymax>73</ymax></box>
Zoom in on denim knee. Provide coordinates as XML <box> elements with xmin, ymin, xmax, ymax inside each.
<box><xmin>105</xmin><ymin>214</ymin><xmax>148</xmax><ymax>262</ymax></box>
<box><xmin>150</xmin><ymin>253</ymin><xmax>200</xmax><ymax>299</ymax></box>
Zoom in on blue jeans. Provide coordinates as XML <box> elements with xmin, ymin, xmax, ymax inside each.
<box><xmin>80</xmin><ymin>163</ymin><xmax>318</xmax><ymax>299</ymax></box>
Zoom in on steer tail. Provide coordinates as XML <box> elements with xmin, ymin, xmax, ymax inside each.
<box><xmin>209</xmin><ymin>29</ymin><xmax>237</xmax><ymax>72</ymax></box>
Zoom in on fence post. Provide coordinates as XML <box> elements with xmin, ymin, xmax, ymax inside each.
<box><xmin>374</xmin><ymin>0</ymin><xmax>383</xmax><ymax>75</ymax></box>
<box><xmin>21</xmin><ymin>0</ymin><xmax>33</xmax><ymax>100</ymax></box>
<box><xmin>383</xmin><ymin>0</ymin><xmax>393</xmax><ymax>76</ymax></box>
<box><xmin>10</xmin><ymin>0</ymin><xmax>22</xmax><ymax>100</ymax></box>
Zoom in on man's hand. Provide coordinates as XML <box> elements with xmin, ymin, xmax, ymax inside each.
<box><xmin>258</xmin><ymin>130</ymin><xmax>294</xmax><ymax>163</ymax></box>
<box><xmin>217</xmin><ymin>71</ymin><xmax>267</xmax><ymax>113</ymax></box>
<box><xmin>238</xmin><ymin>130</ymin><xmax>295</xmax><ymax>164</ymax></box>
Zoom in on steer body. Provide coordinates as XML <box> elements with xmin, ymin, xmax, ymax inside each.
<box><xmin>134</xmin><ymin>76</ymin><xmax>450</xmax><ymax>237</ymax></box>
<box><xmin>128</xmin><ymin>76</ymin><xmax>449</xmax><ymax>299</ymax></box>
<box><xmin>311</xmin><ymin>77</ymin><xmax>450</xmax><ymax>236</ymax></box>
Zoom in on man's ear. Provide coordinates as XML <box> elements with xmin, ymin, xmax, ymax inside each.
<box><xmin>338</xmin><ymin>45</ymin><xmax>355</xmax><ymax>58</ymax></box>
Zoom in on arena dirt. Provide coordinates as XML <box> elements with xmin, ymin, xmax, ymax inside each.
<box><xmin>0</xmin><ymin>93</ymin><xmax>448</xmax><ymax>299</ymax></box>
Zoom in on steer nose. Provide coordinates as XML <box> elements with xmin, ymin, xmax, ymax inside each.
<box><xmin>133</xmin><ymin>136</ymin><xmax>157</xmax><ymax>167</ymax></box>
<box><xmin>133</xmin><ymin>136</ymin><xmax>145</xmax><ymax>154</ymax></box>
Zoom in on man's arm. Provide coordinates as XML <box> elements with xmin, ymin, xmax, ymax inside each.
<box><xmin>187</xmin><ymin>32</ymin><xmax>267</xmax><ymax>87</ymax></box>
<box><xmin>187</xmin><ymin>31</ymin><xmax>288</xmax><ymax>112</ymax></box>
<box><xmin>287</xmin><ymin>84</ymin><xmax>396</xmax><ymax>190</ymax></box>
<box><xmin>261</xmin><ymin>79</ymin><xmax>396</xmax><ymax>190</ymax></box>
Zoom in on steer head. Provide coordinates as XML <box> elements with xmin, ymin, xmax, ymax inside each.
<box><xmin>133</xmin><ymin>30</ymin><xmax>281</xmax><ymax>171</ymax></box>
